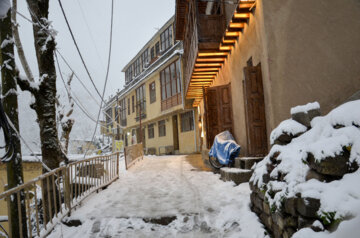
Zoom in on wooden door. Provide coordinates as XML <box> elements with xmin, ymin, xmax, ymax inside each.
<box><xmin>243</xmin><ymin>63</ymin><xmax>268</xmax><ymax>156</ymax></box>
<box><xmin>205</xmin><ymin>84</ymin><xmax>233</xmax><ymax>148</ymax></box>
<box><xmin>172</xmin><ymin>115</ymin><xmax>179</xmax><ymax>150</ymax></box>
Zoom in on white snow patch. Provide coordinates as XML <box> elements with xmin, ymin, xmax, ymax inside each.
<box><xmin>290</xmin><ymin>101</ymin><xmax>320</xmax><ymax>114</ymax></box>
<box><xmin>270</xmin><ymin>119</ymin><xmax>307</xmax><ymax>144</ymax></box>
<box><xmin>48</xmin><ymin>156</ymin><xmax>266</xmax><ymax>238</ymax></box>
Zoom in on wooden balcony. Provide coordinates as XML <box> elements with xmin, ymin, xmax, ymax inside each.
<box><xmin>161</xmin><ymin>93</ymin><xmax>182</xmax><ymax>111</ymax></box>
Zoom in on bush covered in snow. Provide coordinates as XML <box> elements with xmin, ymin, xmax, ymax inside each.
<box><xmin>250</xmin><ymin>100</ymin><xmax>360</xmax><ymax>238</ymax></box>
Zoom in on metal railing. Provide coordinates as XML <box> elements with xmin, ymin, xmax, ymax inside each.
<box><xmin>0</xmin><ymin>152</ymin><xmax>120</xmax><ymax>238</ymax></box>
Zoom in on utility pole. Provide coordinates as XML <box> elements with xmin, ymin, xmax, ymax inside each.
<box><xmin>0</xmin><ymin>4</ymin><xmax>28</xmax><ymax>237</ymax></box>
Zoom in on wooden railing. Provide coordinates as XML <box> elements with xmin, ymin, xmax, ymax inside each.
<box><xmin>124</xmin><ymin>143</ymin><xmax>144</xmax><ymax>170</ymax></box>
<box><xmin>0</xmin><ymin>152</ymin><xmax>120</xmax><ymax>238</ymax></box>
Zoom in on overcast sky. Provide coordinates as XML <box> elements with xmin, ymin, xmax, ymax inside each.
<box><xmin>7</xmin><ymin>0</ymin><xmax>175</xmax><ymax>153</ymax></box>
<box><xmin>17</xmin><ymin>0</ymin><xmax>175</xmax><ymax>99</ymax></box>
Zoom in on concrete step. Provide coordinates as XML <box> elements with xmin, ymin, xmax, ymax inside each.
<box><xmin>220</xmin><ymin>168</ymin><xmax>253</xmax><ymax>185</ymax></box>
<box><xmin>234</xmin><ymin>157</ymin><xmax>263</xmax><ymax>170</ymax></box>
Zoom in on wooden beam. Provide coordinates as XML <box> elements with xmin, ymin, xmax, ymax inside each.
<box><xmin>195</xmin><ymin>63</ymin><xmax>222</xmax><ymax>67</ymax></box>
<box><xmin>198</xmin><ymin>52</ymin><xmax>228</xmax><ymax>57</ymax></box>
<box><xmin>193</xmin><ymin>68</ymin><xmax>219</xmax><ymax>72</ymax></box>
<box><xmin>225</xmin><ymin>31</ymin><xmax>240</xmax><ymax>37</ymax></box>
<box><xmin>196</xmin><ymin>58</ymin><xmax>225</xmax><ymax>63</ymax></box>
<box><xmin>234</xmin><ymin>12</ymin><xmax>251</xmax><ymax>19</ymax></box>
<box><xmin>192</xmin><ymin>72</ymin><xmax>217</xmax><ymax>75</ymax></box>
<box><xmin>229</xmin><ymin>22</ymin><xmax>245</xmax><ymax>29</ymax></box>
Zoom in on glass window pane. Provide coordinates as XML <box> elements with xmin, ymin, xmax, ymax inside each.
<box><xmin>165</xmin><ymin>67</ymin><xmax>171</xmax><ymax>98</ymax></box>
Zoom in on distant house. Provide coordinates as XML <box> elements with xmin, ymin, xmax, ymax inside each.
<box><xmin>68</xmin><ymin>139</ymin><xmax>98</xmax><ymax>154</ymax></box>
<box><xmin>103</xmin><ymin>16</ymin><xmax>200</xmax><ymax>155</ymax></box>
<box><xmin>175</xmin><ymin>0</ymin><xmax>360</xmax><ymax>156</ymax></box>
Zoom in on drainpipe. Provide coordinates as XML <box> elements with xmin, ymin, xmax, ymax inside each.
<box><xmin>193</xmin><ymin>109</ymin><xmax>197</xmax><ymax>152</ymax></box>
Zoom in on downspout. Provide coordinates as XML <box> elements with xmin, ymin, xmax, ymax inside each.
<box><xmin>193</xmin><ymin>109</ymin><xmax>197</xmax><ymax>152</ymax></box>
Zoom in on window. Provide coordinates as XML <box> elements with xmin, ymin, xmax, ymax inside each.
<box><xmin>181</xmin><ymin>111</ymin><xmax>194</xmax><ymax>132</ymax></box>
<box><xmin>160</xmin><ymin>60</ymin><xmax>181</xmax><ymax>100</ymax></box>
<box><xmin>125</xmin><ymin>66</ymin><xmax>133</xmax><ymax>84</ymax></box>
<box><xmin>119</xmin><ymin>99</ymin><xmax>126</xmax><ymax>126</ymax></box>
<box><xmin>155</xmin><ymin>42</ymin><xmax>160</xmax><ymax>55</ymax></box>
<box><xmin>148</xmin><ymin>123</ymin><xmax>154</xmax><ymax>139</ymax></box>
<box><xmin>136</xmin><ymin>84</ymin><xmax>146</xmax><ymax>118</ymax></box>
<box><xmin>134</xmin><ymin>58</ymin><xmax>141</xmax><ymax>76</ymax></box>
<box><xmin>132</xmin><ymin>96</ymin><xmax>135</xmax><ymax>113</ymax></box>
<box><xmin>158</xmin><ymin>120</ymin><xmax>166</xmax><ymax>137</ymax></box>
<box><xmin>114</xmin><ymin>105</ymin><xmax>119</xmax><ymax>123</ymax></box>
<box><xmin>149</xmin><ymin>82</ymin><xmax>156</xmax><ymax>103</ymax></box>
<box><xmin>141</xmin><ymin>49</ymin><xmax>149</xmax><ymax>70</ymax></box>
<box><xmin>128</xmin><ymin>98</ymin><xmax>130</xmax><ymax>115</ymax></box>
<box><xmin>160</xmin><ymin>26</ymin><xmax>173</xmax><ymax>51</ymax></box>
<box><xmin>150</xmin><ymin>47</ymin><xmax>155</xmax><ymax>60</ymax></box>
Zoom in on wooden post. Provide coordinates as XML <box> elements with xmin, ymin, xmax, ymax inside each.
<box><xmin>64</xmin><ymin>167</ymin><xmax>71</xmax><ymax>216</ymax></box>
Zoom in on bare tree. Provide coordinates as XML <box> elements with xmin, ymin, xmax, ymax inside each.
<box><xmin>56</xmin><ymin>72</ymin><xmax>74</xmax><ymax>154</ymax></box>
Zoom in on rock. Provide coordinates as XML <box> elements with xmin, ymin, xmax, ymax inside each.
<box><xmin>263</xmin><ymin>201</ymin><xmax>271</xmax><ymax>215</ymax></box>
<box><xmin>91</xmin><ymin>220</ymin><xmax>101</xmax><ymax>233</ymax></box>
<box><xmin>271</xmin><ymin>212</ymin><xmax>285</xmax><ymax>230</ymax></box>
<box><xmin>200</xmin><ymin>221</ymin><xmax>211</xmax><ymax>233</ymax></box>
<box><xmin>283</xmin><ymin>227</ymin><xmax>296</xmax><ymax>238</ymax></box>
<box><xmin>272</xmin><ymin>223</ymin><xmax>283</xmax><ymax>238</ymax></box>
<box><xmin>311</xmin><ymin>220</ymin><xmax>325</xmax><ymax>232</ymax></box>
<box><xmin>260</xmin><ymin>213</ymin><xmax>273</xmax><ymax>230</ymax></box>
<box><xmin>297</xmin><ymin>197</ymin><xmax>320</xmax><ymax>218</ymax></box>
<box><xmin>273</xmin><ymin>133</ymin><xmax>293</xmax><ymax>145</ymax></box>
<box><xmin>292</xmin><ymin>111</ymin><xmax>311</xmax><ymax>128</ymax></box>
<box><xmin>284</xmin><ymin>197</ymin><xmax>298</xmax><ymax>216</ymax></box>
<box><xmin>298</xmin><ymin>216</ymin><xmax>315</xmax><ymax>229</ymax></box>
<box><xmin>307</xmin><ymin>108</ymin><xmax>321</xmax><ymax>121</ymax></box>
<box><xmin>262</xmin><ymin>172</ymin><xmax>271</xmax><ymax>184</ymax></box>
<box><xmin>307</xmin><ymin>151</ymin><xmax>351</xmax><ymax>177</ymax></box>
<box><xmin>305</xmin><ymin>169</ymin><xmax>328</xmax><ymax>182</ymax></box>
<box><xmin>251</xmin><ymin>204</ymin><xmax>262</xmax><ymax>215</ymax></box>
<box><xmin>251</xmin><ymin>192</ymin><xmax>263</xmax><ymax>211</ymax></box>
<box><xmin>62</xmin><ymin>218</ymin><xmax>82</xmax><ymax>227</ymax></box>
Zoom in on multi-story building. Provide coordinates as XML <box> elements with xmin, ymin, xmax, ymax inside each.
<box><xmin>175</xmin><ymin>0</ymin><xmax>360</xmax><ymax>157</ymax></box>
<box><xmin>104</xmin><ymin>16</ymin><xmax>201</xmax><ymax>155</ymax></box>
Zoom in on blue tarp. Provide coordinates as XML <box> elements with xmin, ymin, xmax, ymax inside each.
<box><xmin>209</xmin><ymin>131</ymin><xmax>241</xmax><ymax>165</ymax></box>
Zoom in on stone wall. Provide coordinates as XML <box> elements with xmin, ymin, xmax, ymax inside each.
<box><xmin>249</xmin><ymin>104</ymin><xmax>359</xmax><ymax>238</ymax></box>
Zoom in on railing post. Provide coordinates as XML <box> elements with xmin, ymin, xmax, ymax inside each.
<box><xmin>116</xmin><ymin>152</ymin><xmax>119</xmax><ymax>176</ymax></box>
<box><xmin>5</xmin><ymin>185</ymin><xmax>12</xmax><ymax>238</ymax></box>
<box><xmin>64</xmin><ymin>167</ymin><xmax>71</xmax><ymax>216</ymax></box>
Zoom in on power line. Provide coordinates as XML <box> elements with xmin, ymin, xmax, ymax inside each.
<box><xmin>57</xmin><ymin>0</ymin><xmax>103</xmax><ymax>99</ymax></box>
<box><xmin>76</xmin><ymin>0</ymin><xmax>107</xmax><ymax>72</ymax></box>
<box><xmin>85</xmin><ymin>0</ymin><xmax>115</xmax><ymax>157</ymax></box>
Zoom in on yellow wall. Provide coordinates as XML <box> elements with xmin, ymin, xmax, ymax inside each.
<box><xmin>0</xmin><ymin>162</ymin><xmax>42</xmax><ymax>236</ymax></box>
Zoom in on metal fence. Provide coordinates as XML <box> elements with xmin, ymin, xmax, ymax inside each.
<box><xmin>0</xmin><ymin>152</ymin><xmax>120</xmax><ymax>238</ymax></box>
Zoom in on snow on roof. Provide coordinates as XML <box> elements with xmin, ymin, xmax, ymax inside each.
<box><xmin>290</xmin><ymin>101</ymin><xmax>320</xmax><ymax>114</ymax></box>
<box><xmin>251</xmin><ymin>100</ymin><xmax>360</xmax><ymax>237</ymax></box>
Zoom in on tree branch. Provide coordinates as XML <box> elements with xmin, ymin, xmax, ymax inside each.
<box><xmin>16</xmin><ymin>75</ymin><xmax>38</xmax><ymax>95</ymax></box>
<box><xmin>11</xmin><ymin>0</ymin><xmax>35</xmax><ymax>82</ymax></box>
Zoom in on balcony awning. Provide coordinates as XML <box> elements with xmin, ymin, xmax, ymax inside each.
<box><xmin>187</xmin><ymin>1</ymin><xmax>255</xmax><ymax>107</ymax></box>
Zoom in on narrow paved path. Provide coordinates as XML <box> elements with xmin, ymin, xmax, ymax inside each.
<box><xmin>49</xmin><ymin>155</ymin><xmax>265</xmax><ymax>238</ymax></box>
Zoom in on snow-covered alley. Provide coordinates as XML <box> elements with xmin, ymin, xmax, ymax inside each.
<box><xmin>48</xmin><ymin>155</ymin><xmax>266</xmax><ymax>238</ymax></box>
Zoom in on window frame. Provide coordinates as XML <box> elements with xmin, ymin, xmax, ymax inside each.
<box><xmin>181</xmin><ymin>111</ymin><xmax>194</xmax><ymax>132</ymax></box>
<box><xmin>160</xmin><ymin>26</ymin><xmax>173</xmax><ymax>52</ymax></box>
<box><xmin>148</xmin><ymin>123</ymin><xmax>155</xmax><ymax>139</ymax></box>
<box><xmin>158</xmin><ymin>120</ymin><xmax>166</xmax><ymax>137</ymax></box>
<box><xmin>149</xmin><ymin>82</ymin><xmax>156</xmax><ymax>104</ymax></box>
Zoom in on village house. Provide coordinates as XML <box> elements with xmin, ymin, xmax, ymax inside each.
<box><xmin>175</xmin><ymin>0</ymin><xmax>360</xmax><ymax>157</ymax></box>
<box><xmin>103</xmin><ymin>16</ymin><xmax>201</xmax><ymax>155</ymax></box>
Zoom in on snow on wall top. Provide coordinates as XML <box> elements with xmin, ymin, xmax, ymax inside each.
<box><xmin>251</xmin><ymin>100</ymin><xmax>360</xmax><ymax>226</ymax></box>
<box><xmin>0</xmin><ymin>0</ymin><xmax>10</xmax><ymax>19</ymax></box>
<box><xmin>270</xmin><ymin>119</ymin><xmax>307</xmax><ymax>145</ymax></box>
<box><xmin>290</xmin><ymin>101</ymin><xmax>320</xmax><ymax>114</ymax></box>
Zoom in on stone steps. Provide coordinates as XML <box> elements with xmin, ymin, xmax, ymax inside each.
<box><xmin>220</xmin><ymin>156</ymin><xmax>263</xmax><ymax>185</ymax></box>
<box><xmin>220</xmin><ymin>168</ymin><xmax>253</xmax><ymax>185</ymax></box>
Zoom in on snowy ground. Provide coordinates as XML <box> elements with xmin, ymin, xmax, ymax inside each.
<box><xmin>48</xmin><ymin>155</ymin><xmax>266</xmax><ymax>238</ymax></box>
